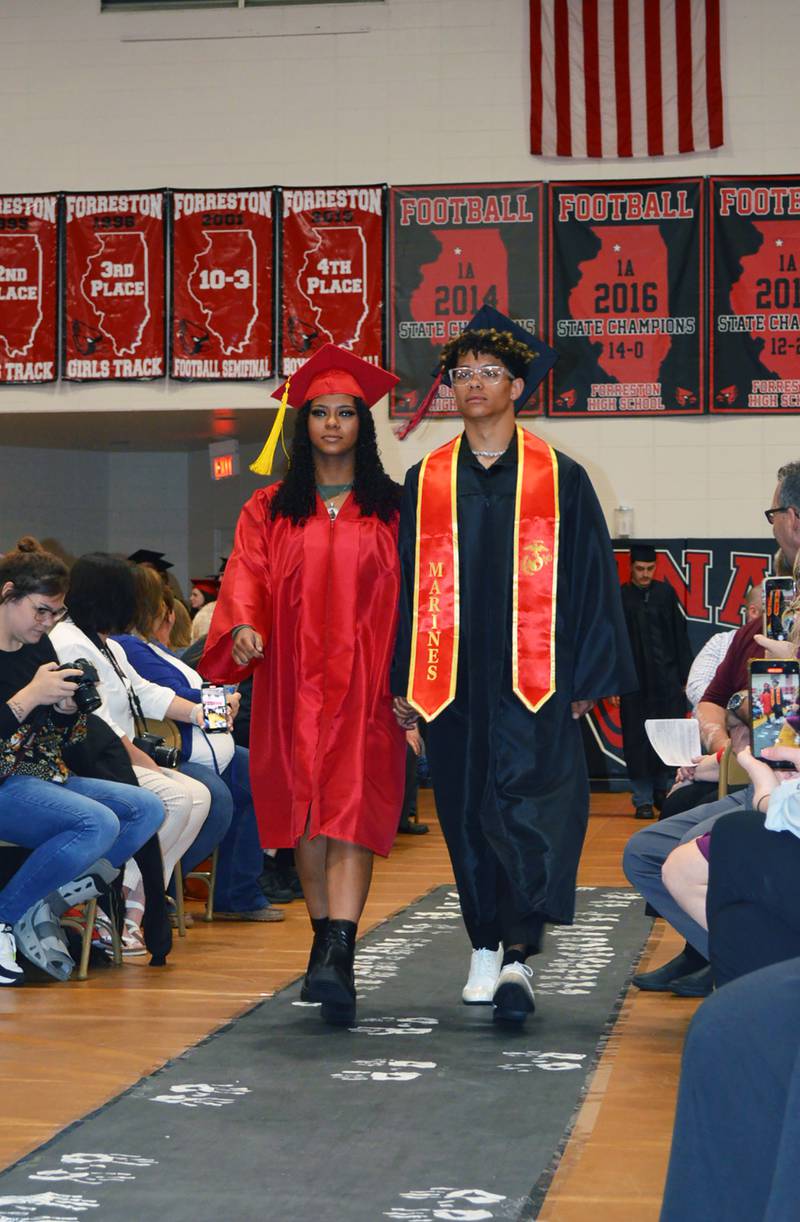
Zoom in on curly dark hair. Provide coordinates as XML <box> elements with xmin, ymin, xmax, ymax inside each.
<box><xmin>440</xmin><ymin>327</ymin><xmax>536</xmax><ymax>381</ymax></box>
<box><xmin>270</xmin><ymin>398</ymin><xmax>402</xmax><ymax>526</ymax></box>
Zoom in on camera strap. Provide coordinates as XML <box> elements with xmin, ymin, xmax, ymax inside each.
<box><xmin>97</xmin><ymin>640</ymin><xmax>148</xmax><ymax>738</ymax></box>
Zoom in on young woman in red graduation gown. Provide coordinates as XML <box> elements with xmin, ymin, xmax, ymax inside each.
<box><xmin>201</xmin><ymin>345</ymin><xmax>406</xmax><ymax>1024</ymax></box>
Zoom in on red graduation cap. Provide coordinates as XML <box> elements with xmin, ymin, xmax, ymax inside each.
<box><xmin>270</xmin><ymin>344</ymin><xmax>399</xmax><ymax>410</ymax></box>
<box><xmin>252</xmin><ymin>345</ymin><xmax>399</xmax><ymax>476</ymax></box>
<box><xmin>190</xmin><ymin>577</ymin><xmax>221</xmax><ymax>599</ymax></box>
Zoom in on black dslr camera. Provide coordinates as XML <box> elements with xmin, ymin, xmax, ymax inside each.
<box><xmin>133</xmin><ymin>731</ymin><xmax>180</xmax><ymax>769</ymax></box>
<box><xmin>55</xmin><ymin>657</ymin><xmax>102</xmax><ymax>714</ymax></box>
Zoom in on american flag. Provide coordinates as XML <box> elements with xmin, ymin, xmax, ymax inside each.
<box><xmin>530</xmin><ymin>0</ymin><xmax>723</xmax><ymax>158</ymax></box>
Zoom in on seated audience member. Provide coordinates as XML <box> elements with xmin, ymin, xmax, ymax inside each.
<box><xmin>685</xmin><ymin>584</ymin><xmax>764</xmax><ymax>713</ymax></box>
<box><xmin>114</xmin><ymin>565</ymin><xmax>281</xmax><ymax>922</ymax></box>
<box><xmin>624</xmin><ymin>458</ymin><xmax>800</xmax><ymax>996</ymax></box>
<box><xmin>189</xmin><ymin>576</ymin><xmax>219</xmax><ymax>620</ymax></box>
<box><xmin>160</xmin><ymin>589</ymin><xmax>192</xmax><ymax>652</ymax></box>
<box><xmin>190</xmin><ymin>600</ymin><xmax>215</xmax><ymax>644</ymax></box>
<box><xmin>0</xmin><ymin>539</ymin><xmax>163</xmax><ymax>983</ymax></box>
<box><xmin>660</xmin><ymin>955</ymin><xmax>800</xmax><ymax>1222</ymax></box>
<box><xmin>659</xmin><ymin>583</ymin><xmax>765</xmax><ymax>822</ymax></box>
<box><xmin>50</xmin><ymin>554</ymin><xmax>215</xmax><ymax>947</ymax></box>
<box><xmin>661</xmin><ymin>741</ymin><xmax>800</xmax><ymax>974</ymax></box>
<box><xmin>705</xmin><ymin>744</ymin><xmax>800</xmax><ymax>988</ymax></box>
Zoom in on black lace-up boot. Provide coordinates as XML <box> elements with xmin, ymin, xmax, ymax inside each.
<box><xmin>307</xmin><ymin>918</ymin><xmax>357</xmax><ymax>1026</ymax></box>
<box><xmin>300</xmin><ymin>916</ymin><xmax>329</xmax><ymax>1002</ymax></box>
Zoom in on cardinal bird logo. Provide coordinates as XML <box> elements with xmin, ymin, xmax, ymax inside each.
<box><xmin>177</xmin><ymin>318</ymin><xmax>210</xmax><ymax>355</ymax></box>
<box><xmin>716</xmin><ymin>385</ymin><xmax>737</xmax><ymax>405</ymax></box>
<box><xmin>675</xmin><ymin>387</ymin><xmax>697</xmax><ymax>406</ymax></box>
<box><xmin>287</xmin><ymin>313</ymin><xmax>321</xmax><ymax>355</ymax></box>
<box><xmin>555</xmin><ymin>388</ymin><xmax>577</xmax><ymax>409</ymax></box>
<box><xmin>71</xmin><ymin>318</ymin><xmax>105</xmax><ymax>356</ymax></box>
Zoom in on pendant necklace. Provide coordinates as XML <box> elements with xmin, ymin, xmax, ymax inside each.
<box><xmin>317</xmin><ymin>481</ymin><xmax>353</xmax><ymax>520</ymax></box>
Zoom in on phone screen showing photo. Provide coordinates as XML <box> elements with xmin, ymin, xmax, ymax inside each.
<box><xmin>201</xmin><ymin>683</ymin><xmax>228</xmax><ymax>734</ymax></box>
<box><xmin>749</xmin><ymin>661</ymin><xmax>800</xmax><ymax>764</ymax></box>
<box><xmin>763</xmin><ymin>577</ymin><xmax>796</xmax><ymax>641</ymax></box>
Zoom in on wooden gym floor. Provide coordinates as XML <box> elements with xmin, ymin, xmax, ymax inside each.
<box><xmin>0</xmin><ymin>790</ymin><xmax>692</xmax><ymax>1219</ymax></box>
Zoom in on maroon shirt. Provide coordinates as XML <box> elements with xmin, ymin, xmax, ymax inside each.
<box><xmin>699</xmin><ymin>617</ymin><xmax>763</xmax><ymax>708</ymax></box>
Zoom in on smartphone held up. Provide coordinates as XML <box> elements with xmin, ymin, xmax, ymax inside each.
<box><xmin>201</xmin><ymin>682</ymin><xmax>229</xmax><ymax>733</ymax></box>
<box><xmin>749</xmin><ymin>658</ymin><xmax>800</xmax><ymax>766</ymax></box>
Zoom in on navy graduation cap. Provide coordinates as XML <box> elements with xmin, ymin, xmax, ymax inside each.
<box><xmin>397</xmin><ymin>305</ymin><xmax>558</xmax><ymax>438</ymax></box>
<box><xmin>439</xmin><ymin>304</ymin><xmax>558</xmax><ymax>414</ymax></box>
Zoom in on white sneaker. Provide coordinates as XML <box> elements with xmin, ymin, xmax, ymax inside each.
<box><xmin>492</xmin><ymin>961</ymin><xmax>536</xmax><ymax>1024</ymax></box>
<box><xmin>0</xmin><ymin>922</ymin><xmax>24</xmax><ymax>986</ymax></box>
<box><xmin>462</xmin><ymin>947</ymin><xmax>503</xmax><ymax>1004</ymax></box>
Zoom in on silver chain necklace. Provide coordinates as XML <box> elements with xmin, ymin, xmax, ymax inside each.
<box><xmin>471</xmin><ymin>448</ymin><xmax>506</xmax><ymax>458</ymax></box>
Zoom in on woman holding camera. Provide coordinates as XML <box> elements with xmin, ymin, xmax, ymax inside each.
<box><xmin>0</xmin><ymin>539</ymin><xmax>164</xmax><ymax>984</ymax></box>
<box><xmin>51</xmin><ymin>554</ymin><xmax>216</xmax><ymax>947</ymax></box>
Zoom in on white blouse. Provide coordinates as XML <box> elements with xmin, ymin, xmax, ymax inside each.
<box><xmin>50</xmin><ymin>620</ymin><xmax>174</xmax><ymax>742</ymax></box>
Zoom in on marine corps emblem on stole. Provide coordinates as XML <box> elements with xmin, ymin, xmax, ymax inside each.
<box><xmin>522</xmin><ymin>541</ymin><xmax>552</xmax><ymax>574</ymax></box>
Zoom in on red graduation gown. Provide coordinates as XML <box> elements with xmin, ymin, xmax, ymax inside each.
<box><xmin>200</xmin><ymin>485</ymin><xmax>406</xmax><ymax>856</ymax></box>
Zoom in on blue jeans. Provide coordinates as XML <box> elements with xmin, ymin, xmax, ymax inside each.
<box><xmin>179</xmin><ymin>746</ymin><xmax>265</xmax><ymax>912</ymax></box>
<box><xmin>622</xmin><ymin>788</ymin><xmax>751</xmax><ymax>959</ymax></box>
<box><xmin>0</xmin><ymin>774</ymin><xmax>164</xmax><ymax>926</ymax></box>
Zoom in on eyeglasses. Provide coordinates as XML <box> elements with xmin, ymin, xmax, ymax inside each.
<box><xmin>450</xmin><ymin>365</ymin><xmax>512</xmax><ymax>385</ymax></box>
<box><xmin>25</xmin><ymin>595</ymin><xmax>67</xmax><ymax>624</ymax></box>
<box><xmin>764</xmin><ymin>505</ymin><xmax>794</xmax><ymax>524</ymax></box>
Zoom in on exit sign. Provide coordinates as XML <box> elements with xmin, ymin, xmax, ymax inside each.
<box><xmin>209</xmin><ymin>439</ymin><xmax>240</xmax><ymax>481</ymax></box>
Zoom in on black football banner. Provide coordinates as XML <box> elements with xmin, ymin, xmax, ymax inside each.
<box><xmin>548</xmin><ymin>179</ymin><xmax>704</xmax><ymax>417</ymax></box>
<box><xmin>171</xmin><ymin>189</ymin><xmax>275</xmax><ymax>380</ymax></box>
<box><xmin>62</xmin><ymin>191</ymin><xmax>166</xmax><ymax>381</ymax></box>
<box><xmin>388</xmin><ymin>183</ymin><xmax>545</xmax><ymax>419</ymax></box>
<box><xmin>278</xmin><ymin>186</ymin><xmax>384</xmax><ymax>378</ymax></box>
<box><xmin>710</xmin><ymin>177</ymin><xmax>800</xmax><ymax>413</ymax></box>
<box><xmin>585</xmin><ymin>537</ymin><xmax>775</xmax><ymax>782</ymax></box>
<box><xmin>0</xmin><ymin>194</ymin><xmax>59</xmax><ymax>385</ymax></box>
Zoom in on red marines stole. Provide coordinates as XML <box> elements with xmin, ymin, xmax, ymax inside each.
<box><xmin>407</xmin><ymin>426</ymin><xmax>559</xmax><ymax>719</ymax></box>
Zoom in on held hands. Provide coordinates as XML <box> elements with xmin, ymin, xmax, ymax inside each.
<box><xmin>406</xmin><ymin>725</ymin><xmax>423</xmax><ymax>756</ymax></box>
<box><xmin>231</xmin><ymin>627</ymin><xmax>264</xmax><ymax>667</ymax></box>
<box><xmin>393</xmin><ymin>696</ymin><xmax>419</xmax><ymax>730</ymax></box>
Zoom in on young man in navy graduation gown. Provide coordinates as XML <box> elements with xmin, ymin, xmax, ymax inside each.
<box><xmin>392</xmin><ymin>307</ymin><xmax>636</xmax><ymax>1025</ymax></box>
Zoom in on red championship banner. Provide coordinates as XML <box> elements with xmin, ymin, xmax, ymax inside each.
<box><xmin>548</xmin><ymin>179</ymin><xmax>704</xmax><ymax>416</ymax></box>
<box><xmin>389</xmin><ymin>184</ymin><xmax>545</xmax><ymax>420</ymax></box>
<box><xmin>171</xmin><ymin>189</ymin><xmax>275</xmax><ymax>380</ymax></box>
<box><xmin>278</xmin><ymin>185</ymin><xmax>384</xmax><ymax>378</ymax></box>
<box><xmin>0</xmin><ymin>194</ymin><xmax>58</xmax><ymax>385</ymax></box>
<box><xmin>63</xmin><ymin>191</ymin><xmax>165</xmax><ymax>380</ymax></box>
<box><xmin>711</xmin><ymin>177</ymin><xmax>800</xmax><ymax>413</ymax></box>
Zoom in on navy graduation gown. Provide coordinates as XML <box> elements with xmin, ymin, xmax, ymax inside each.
<box><xmin>392</xmin><ymin>436</ymin><xmax>636</xmax><ymax>945</ymax></box>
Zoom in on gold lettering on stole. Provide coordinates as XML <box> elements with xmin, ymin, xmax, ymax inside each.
<box><xmin>424</xmin><ymin>563</ymin><xmax>446</xmax><ymax>681</ymax></box>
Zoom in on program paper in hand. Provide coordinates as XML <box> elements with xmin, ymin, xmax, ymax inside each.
<box><xmin>644</xmin><ymin>719</ymin><xmax>702</xmax><ymax>768</ymax></box>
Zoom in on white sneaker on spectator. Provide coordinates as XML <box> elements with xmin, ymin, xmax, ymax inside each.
<box><xmin>462</xmin><ymin>946</ymin><xmax>503</xmax><ymax>1004</ymax></box>
<box><xmin>0</xmin><ymin>922</ymin><xmax>24</xmax><ymax>986</ymax></box>
<box><xmin>492</xmin><ymin>961</ymin><xmax>536</xmax><ymax>1024</ymax></box>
